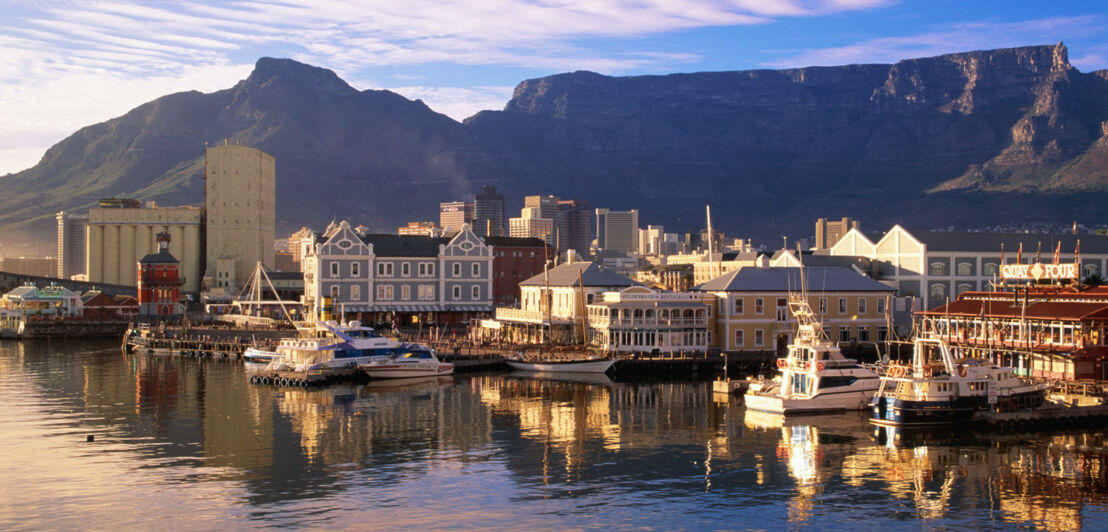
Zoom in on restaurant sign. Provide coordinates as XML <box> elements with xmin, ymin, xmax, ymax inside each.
<box><xmin>1000</xmin><ymin>263</ymin><xmax>1077</xmax><ymax>281</ymax></box>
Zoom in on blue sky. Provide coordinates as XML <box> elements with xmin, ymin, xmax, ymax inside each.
<box><xmin>0</xmin><ymin>0</ymin><xmax>1105</xmax><ymax>176</ymax></box>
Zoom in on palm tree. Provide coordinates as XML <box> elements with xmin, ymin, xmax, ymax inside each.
<box><xmin>1084</xmin><ymin>273</ymin><xmax>1105</xmax><ymax>287</ymax></box>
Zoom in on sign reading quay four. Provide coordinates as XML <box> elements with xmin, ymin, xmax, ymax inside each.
<box><xmin>1000</xmin><ymin>263</ymin><xmax>1077</xmax><ymax>281</ymax></box>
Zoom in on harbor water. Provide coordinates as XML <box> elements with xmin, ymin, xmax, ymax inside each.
<box><xmin>2</xmin><ymin>339</ymin><xmax>1108</xmax><ymax>530</ymax></box>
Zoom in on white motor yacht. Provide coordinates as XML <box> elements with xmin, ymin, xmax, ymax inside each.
<box><xmin>359</xmin><ymin>347</ymin><xmax>454</xmax><ymax>379</ymax></box>
<box><xmin>245</xmin><ymin>320</ymin><xmax>428</xmax><ymax>373</ymax></box>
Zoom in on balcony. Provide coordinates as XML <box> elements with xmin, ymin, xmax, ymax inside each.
<box><xmin>495</xmin><ymin>307</ymin><xmax>573</xmax><ymax>324</ymax></box>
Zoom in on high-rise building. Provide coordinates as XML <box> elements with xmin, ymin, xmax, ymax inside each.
<box><xmin>509</xmin><ymin>207</ymin><xmax>554</xmax><ymax>245</ymax></box>
<box><xmin>524</xmin><ymin>195</ymin><xmax>560</xmax><ymax>221</ymax></box>
<box><xmin>815</xmin><ymin>217</ymin><xmax>859</xmax><ymax>249</ymax></box>
<box><xmin>439</xmin><ymin>201</ymin><xmax>474</xmax><ymax>233</ymax></box>
<box><xmin>473</xmin><ymin>186</ymin><xmax>505</xmax><ymax>237</ymax></box>
<box><xmin>398</xmin><ymin>221</ymin><xmax>440</xmax><ymax>236</ymax></box>
<box><xmin>56</xmin><ymin>211</ymin><xmax>88</xmax><ymax>279</ymax></box>
<box><xmin>595</xmin><ymin>208</ymin><xmax>639</xmax><ymax>254</ymax></box>
<box><xmin>556</xmin><ymin>199</ymin><xmax>592</xmax><ymax>256</ymax></box>
<box><xmin>203</xmin><ymin>143</ymin><xmax>276</xmax><ymax>295</ymax></box>
<box><xmin>86</xmin><ymin>199</ymin><xmax>203</xmax><ymax>292</ymax></box>
<box><xmin>287</xmin><ymin>227</ymin><xmax>314</xmax><ymax>264</ymax></box>
<box><xmin>637</xmin><ymin>225</ymin><xmax>665</xmax><ymax>256</ymax></box>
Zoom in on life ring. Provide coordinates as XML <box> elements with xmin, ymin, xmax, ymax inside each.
<box><xmin>816</xmin><ymin>362</ymin><xmax>825</xmax><ymax>372</ymax></box>
<box><xmin>958</xmin><ymin>365</ymin><xmax>967</xmax><ymax>378</ymax></box>
<box><xmin>775</xmin><ymin>358</ymin><xmax>786</xmax><ymax>369</ymax></box>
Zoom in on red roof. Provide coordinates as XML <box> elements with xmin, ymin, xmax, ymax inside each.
<box><xmin>922</xmin><ymin>298</ymin><xmax>1108</xmax><ymax>321</ymax></box>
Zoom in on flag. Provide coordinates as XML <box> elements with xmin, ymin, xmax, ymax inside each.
<box><xmin>1053</xmin><ymin>241</ymin><xmax>1061</xmax><ymax>265</ymax></box>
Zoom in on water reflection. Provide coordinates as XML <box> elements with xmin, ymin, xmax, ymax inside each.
<box><xmin>3</xmin><ymin>339</ymin><xmax>1108</xmax><ymax>529</ymax></box>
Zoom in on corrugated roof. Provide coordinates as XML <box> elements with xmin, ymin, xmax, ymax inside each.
<box><xmin>905</xmin><ymin>230</ymin><xmax>1108</xmax><ymax>254</ymax></box>
<box><xmin>922</xmin><ymin>298</ymin><xmax>1108</xmax><ymax>321</ymax></box>
<box><xmin>361</xmin><ymin>234</ymin><xmax>450</xmax><ymax>257</ymax></box>
<box><xmin>693</xmin><ymin>266</ymin><xmax>894</xmax><ymax>292</ymax></box>
<box><xmin>519</xmin><ymin>262</ymin><xmax>640</xmax><ymax>288</ymax></box>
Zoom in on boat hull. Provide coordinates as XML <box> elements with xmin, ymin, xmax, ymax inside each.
<box><xmin>745</xmin><ymin>387</ymin><xmax>878</xmax><ymax>414</ymax></box>
<box><xmin>869</xmin><ymin>389</ymin><xmax>1046</xmax><ymax>428</ymax></box>
<box><xmin>360</xmin><ymin>362</ymin><xmax>455</xmax><ymax>379</ymax></box>
<box><xmin>505</xmin><ymin>359</ymin><xmax>614</xmax><ymax>374</ymax></box>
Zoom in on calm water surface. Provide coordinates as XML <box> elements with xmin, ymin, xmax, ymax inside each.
<box><xmin>2</xmin><ymin>339</ymin><xmax>1107</xmax><ymax>530</ymax></box>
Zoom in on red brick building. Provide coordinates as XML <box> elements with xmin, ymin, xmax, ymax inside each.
<box><xmin>137</xmin><ymin>232</ymin><xmax>184</xmax><ymax>318</ymax></box>
<box><xmin>483</xmin><ymin>237</ymin><xmax>555</xmax><ymax>307</ymax></box>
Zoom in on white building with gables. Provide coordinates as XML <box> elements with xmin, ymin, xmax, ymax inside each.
<box><xmin>302</xmin><ymin>221</ymin><xmax>493</xmax><ymax>326</ymax></box>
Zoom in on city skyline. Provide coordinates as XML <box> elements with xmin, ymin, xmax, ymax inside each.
<box><xmin>1</xmin><ymin>1</ymin><xmax>1106</xmax><ymax>176</ymax></box>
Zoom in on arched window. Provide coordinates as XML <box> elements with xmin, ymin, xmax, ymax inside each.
<box><xmin>930</xmin><ymin>283</ymin><xmax>947</xmax><ymax>301</ymax></box>
<box><xmin>930</xmin><ymin>262</ymin><xmax>947</xmax><ymax>276</ymax></box>
<box><xmin>956</xmin><ymin>263</ymin><xmax>972</xmax><ymax>276</ymax></box>
<box><xmin>957</xmin><ymin>283</ymin><xmax>974</xmax><ymax>296</ymax></box>
<box><xmin>983</xmin><ymin>263</ymin><xmax>998</xmax><ymax>276</ymax></box>
<box><xmin>1085</xmin><ymin>264</ymin><xmax>1099</xmax><ymax>276</ymax></box>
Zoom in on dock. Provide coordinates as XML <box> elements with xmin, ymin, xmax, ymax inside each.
<box><xmin>975</xmin><ymin>395</ymin><xmax>1108</xmax><ymax>431</ymax></box>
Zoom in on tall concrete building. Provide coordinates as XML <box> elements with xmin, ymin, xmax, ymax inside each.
<box><xmin>203</xmin><ymin>143</ymin><xmax>275</xmax><ymax>295</ymax></box>
<box><xmin>815</xmin><ymin>217</ymin><xmax>859</xmax><ymax>249</ymax></box>
<box><xmin>595</xmin><ymin>208</ymin><xmax>639</xmax><ymax>254</ymax></box>
<box><xmin>637</xmin><ymin>225</ymin><xmax>665</xmax><ymax>256</ymax></box>
<box><xmin>473</xmin><ymin>186</ymin><xmax>505</xmax><ymax>237</ymax></box>
<box><xmin>509</xmin><ymin>207</ymin><xmax>554</xmax><ymax>245</ymax></box>
<box><xmin>523</xmin><ymin>195</ymin><xmax>560</xmax><ymax>221</ymax></box>
<box><xmin>86</xmin><ymin>199</ymin><xmax>203</xmax><ymax>292</ymax></box>
<box><xmin>556</xmin><ymin>199</ymin><xmax>592</xmax><ymax>257</ymax></box>
<box><xmin>56</xmin><ymin>211</ymin><xmax>88</xmax><ymax>279</ymax></box>
<box><xmin>439</xmin><ymin>201</ymin><xmax>474</xmax><ymax>233</ymax></box>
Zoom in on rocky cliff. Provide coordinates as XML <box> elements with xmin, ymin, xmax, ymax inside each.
<box><xmin>2</xmin><ymin>43</ymin><xmax>1106</xmax><ymax>248</ymax></box>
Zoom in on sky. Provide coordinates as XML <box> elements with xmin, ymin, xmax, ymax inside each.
<box><xmin>0</xmin><ymin>0</ymin><xmax>1106</xmax><ymax>176</ymax></box>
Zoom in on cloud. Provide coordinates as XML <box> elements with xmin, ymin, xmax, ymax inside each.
<box><xmin>386</xmin><ymin>85</ymin><xmax>517</xmax><ymax>121</ymax></box>
<box><xmin>763</xmin><ymin>15</ymin><xmax>1108</xmax><ymax>68</ymax></box>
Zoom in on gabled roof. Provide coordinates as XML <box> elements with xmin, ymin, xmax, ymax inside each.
<box><xmin>519</xmin><ymin>262</ymin><xmax>640</xmax><ymax>288</ymax></box>
<box><xmin>900</xmin><ymin>230</ymin><xmax>1108</xmax><ymax>254</ymax></box>
<box><xmin>693</xmin><ymin>266</ymin><xmax>894</xmax><ymax>292</ymax></box>
<box><xmin>361</xmin><ymin>234</ymin><xmax>450</xmax><ymax>257</ymax></box>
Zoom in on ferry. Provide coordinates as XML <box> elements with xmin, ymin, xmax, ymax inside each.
<box><xmin>744</xmin><ymin>297</ymin><xmax>880</xmax><ymax>414</ymax></box>
<box><xmin>869</xmin><ymin>335</ymin><xmax>1047</xmax><ymax>427</ymax></box>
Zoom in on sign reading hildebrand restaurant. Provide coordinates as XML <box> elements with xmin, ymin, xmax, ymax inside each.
<box><xmin>1000</xmin><ymin>263</ymin><xmax>1077</xmax><ymax>281</ymax></box>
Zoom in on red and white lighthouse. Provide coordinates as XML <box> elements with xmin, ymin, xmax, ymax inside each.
<box><xmin>137</xmin><ymin>231</ymin><xmax>184</xmax><ymax>318</ymax></box>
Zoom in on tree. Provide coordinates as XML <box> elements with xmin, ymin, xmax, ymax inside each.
<box><xmin>1084</xmin><ymin>273</ymin><xmax>1105</xmax><ymax>287</ymax></box>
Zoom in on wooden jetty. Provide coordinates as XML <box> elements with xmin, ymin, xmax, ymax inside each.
<box><xmin>975</xmin><ymin>395</ymin><xmax>1108</xmax><ymax>432</ymax></box>
<box><xmin>124</xmin><ymin>324</ymin><xmax>295</xmax><ymax>359</ymax></box>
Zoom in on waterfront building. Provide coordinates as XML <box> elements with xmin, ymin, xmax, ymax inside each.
<box><xmin>693</xmin><ymin>266</ymin><xmax>896</xmax><ymax>353</ymax></box>
<box><xmin>586</xmin><ymin>287</ymin><xmax>711</xmax><ymax>353</ymax></box>
<box><xmin>508</xmin><ymin>207</ymin><xmax>554</xmax><ymax>245</ymax></box>
<box><xmin>302</xmin><ymin>221</ymin><xmax>493</xmax><ymax>326</ymax></box>
<box><xmin>439</xmin><ymin>201</ymin><xmax>474</xmax><ymax>233</ymax></box>
<box><xmin>0</xmin><ymin>282</ymin><xmax>83</xmax><ymax>317</ymax></box>
<box><xmin>56</xmin><ymin>211</ymin><xmax>88</xmax><ymax>280</ymax></box>
<box><xmin>0</xmin><ymin>257</ymin><xmax>58</xmax><ymax>278</ymax></box>
<box><xmin>86</xmin><ymin>199</ymin><xmax>203</xmax><ymax>293</ymax></box>
<box><xmin>482</xmin><ymin>236</ymin><xmax>553</xmax><ymax>307</ymax></box>
<box><xmin>815</xmin><ymin>217</ymin><xmax>859</xmax><ymax>250</ymax></box>
<box><xmin>474</xmin><ymin>186</ymin><xmax>506</xmax><ymax>237</ymax></box>
<box><xmin>489</xmin><ymin>261</ymin><xmax>640</xmax><ymax>344</ymax></box>
<box><xmin>556</xmin><ymin>199</ymin><xmax>593</xmax><ymax>257</ymax></box>
<box><xmin>829</xmin><ymin>226</ymin><xmax>1108</xmax><ymax>313</ymax></box>
<box><xmin>81</xmin><ymin>290</ymin><xmax>138</xmax><ymax>319</ymax></box>
<box><xmin>917</xmin><ymin>285</ymin><xmax>1108</xmax><ymax>381</ymax></box>
<box><xmin>137</xmin><ymin>232</ymin><xmax>184</xmax><ymax>319</ymax></box>
<box><xmin>595</xmin><ymin>208</ymin><xmax>638</xmax><ymax>253</ymax></box>
<box><xmin>203</xmin><ymin>143</ymin><xmax>276</xmax><ymax>296</ymax></box>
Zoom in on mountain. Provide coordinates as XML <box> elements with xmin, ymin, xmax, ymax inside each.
<box><xmin>2</xmin><ymin>43</ymin><xmax>1107</xmax><ymax>250</ymax></box>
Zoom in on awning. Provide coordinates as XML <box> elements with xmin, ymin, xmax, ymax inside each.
<box><xmin>331</xmin><ymin>304</ymin><xmax>493</xmax><ymax>313</ymax></box>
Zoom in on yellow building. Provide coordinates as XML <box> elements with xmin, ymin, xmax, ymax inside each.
<box><xmin>203</xmin><ymin>143</ymin><xmax>275</xmax><ymax>296</ymax></box>
<box><xmin>694</xmin><ymin>266</ymin><xmax>895</xmax><ymax>353</ymax></box>
<box><xmin>86</xmin><ymin>199</ymin><xmax>203</xmax><ymax>292</ymax></box>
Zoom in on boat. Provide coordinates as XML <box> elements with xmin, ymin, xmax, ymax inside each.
<box><xmin>744</xmin><ymin>296</ymin><xmax>881</xmax><ymax>414</ymax></box>
<box><xmin>359</xmin><ymin>346</ymin><xmax>454</xmax><ymax>379</ymax></box>
<box><xmin>869</xmin><ymin>335</ymin><xmax>1048</xmax><ymax>428</ymax></box>
<box><xmin>247</xmin><ymin>320</ymin><xmax>432</xmax><ymax>373</ymax></box>
<box><xmin>505</xmin><ymin>353</ymin><xmax>615</xmax><ymax>374</ymax></box>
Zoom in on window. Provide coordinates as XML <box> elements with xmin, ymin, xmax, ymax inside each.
<box><xmin>401</xmin><ymin>285</ymin><xmax>410</xmax><ymax>300</ymax></box>
<box><xmin>930</xmin><ymin>283</ymin><xmax>947</xmax><ymax>302</ymax></box>
<box><xmin>351</xmin><ymin>262</ymin><xmax>360</xmax><ymax>276</ymax></box>
<box><xmin>839</xmin><ymin>327</ymin><xmax>850</xmax><ymax>342</ymax></box>
<box><xmin>858</xmin><ymin>298</ymin><xmax>867</xmax><ymax>314</ymax></box>
<box><xmin>419</xmin><ymin>263</ymin><xmax>435</xmax><ymax>277</ymax></box>
<box><xmin>819</xmin><ymin>298</ymin><xmax>827</xmax><ymax>315</ymax></box>
<box><xmin>351</xmin><ymin>285</ymin><xmax>360</xmax><ymax>301</ymax></box>
<box><xmin>876</xmin><ymin>297</ymin><xmax>886</xmax><ymax>315</ymax></box>
<box><xmin>859</xmin><ymin>326</ymin><xmax>870</xmax><ymax>342</ymax></box>
<box><xmin>1085</xmin><ymin>264</ymin><xmax>1098</xmax><ymax>277</ymax></box>
<box><xmin>452</xmin><ymin>286</ymin><xmax>461</xmax><ymax>300</ymax></box>
<box><xmin>733</xmin><ymin>297</ymin><xmax>743</xmax><ymax>315</ymax></box>
<box><xmin>377</xmin><ymin>263</ymin><xmax>393</xmax><ymax>277</ymax></box>
<box><xmin>983</xmin><ymin>263</ymin><xmax>999</xmax><ymax>276</ymax></box>
<box><xmin>376</xmin><ymin>285</ymin><xmax>394</xmax><ymax>300</ymax></box>
<box><xmin>330</xmin><ymin>285</ymin><xmax>339</xmax><ymax>298</ymax></box>
<box><xmin>776</xmin><ymin>298</ymin><xmax>787</xmax><ymax>322</ymax></box>
<box><xmin>754</xmin><ymin>298</ymin><xmax>764</xmax><ymax>315</ymax></box>
<box><xmin>330</xmin><ymin>262</ymin><xmax>339</xmax><ymax>277</ymax></box>
<box><xmin>472</xmin><ymin>263</ymin><xmax>480</xmax><ymax>277</ymax></box>
<box><xmin>956</xmin><ymin>262</ymin><xmax>973</xmax><ymax>276</ymax></box>
<box><xmin>735</xmin><ymin>329</ymin><xmax>744</xmax><ymax>347</ymax></box>
<box><xmin>754</xmin><ymin>329</ymin><xmax>764</xmax><ymax>347</ymax></box>
<box><xmin>930</xmin><ymin>261</ymin><xmax>947</xmax><ymax>276</ymax></box>
<box><xmin>878</xmin><ymin>326</ymin><xmax>888</xmax><ymax>342</ymax></box>
<box><xmin>472</xmin><ymin>286</ymin><xmax>480</xmax><ymax>300</ymax></box>
<box><xmin>838</xmin><ymin>298</ymin><xmax>847</xmax><ymax>314</ymax></box>
<box><xmin>452</xmin><ymin>263</ymin><xmax>461</xmax><ymax>277</ymax></box>
<box><xmin>401</xmin><ymin>263</ymin><xmax>410</xmax><ymax>277</ymax></box>
<box><xmin>957</xmin><ymin>283</ymin><xmax>974</xmax><ymax>296</ymax></box>
<box><xmin>418</xmin><ymin>285</ymin><xmax>434</xmax><ymax>301</ymax></box>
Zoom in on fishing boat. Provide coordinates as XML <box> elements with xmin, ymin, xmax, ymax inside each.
<box><xmin>869</xmin><ymin>335</ymin><xmax>1048</xmax><ymax>428</ymax></box>
<box><xmin>744</xmin><ymin>296</ymin><xmax>881</xmax><ymax>414</ymax></box>
<box><xmin>359</xmin><ymin>347</ymin><xmax>454</xmax><ymax>379</ymax></box>
<box><xmin>505</xmin><ymin>352</ymin><xmax>615</xmax><ymax>374</ymax></box>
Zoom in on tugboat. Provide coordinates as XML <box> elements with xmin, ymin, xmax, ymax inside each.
<box><xmin>744</xmin><ymin>297</ymin><xmax>881</xmax><ymax>414</ymax></box>
<box><xmin>869</xmin><ymin>335</ymin><xmax>1047</xmax><ymax>427</ymax></box>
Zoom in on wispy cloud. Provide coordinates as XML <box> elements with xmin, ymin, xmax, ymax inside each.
<box><xmin>763</xmin><ymin>15</ymin><xmax>1107</xmax><ymax>68</ymax></box>
<box><xmin>388</xmin><ymin>85</ymin><xmax>517</xmax><ymax>121</ymax></box>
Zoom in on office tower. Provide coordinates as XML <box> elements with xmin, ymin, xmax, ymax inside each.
<box><xmin>815</xmin><ymin>217</ymin><xmax>859</xmax><ymax>249</ymax></box>
<box><xmin>473</xmin><ymin>186</ymin><xmax>505</xmax><ymax>237</ymax></box>
<box><xmin>595</xmin><ymin>208</ymin><xmax>639</xmax><ymax>253</ymax></box>
<box><xmin>56</xmin><ymin>211</ymin><xmax>89</xmax><ymax>279</ymax></box>
<box><xmin>439</xmin><ymin>201</ymin><xmax>474</xmax><ymax>233</ymax></box>
<box><xmin>524</xmin><ymin>195</ymin><xmax>560</xmax><ymax>220</ymax></box>
<box><xmin>556</xmin><ymin>199</ymin><xmax>592</xmax><ymax>256</ymax></box>
<box><xmin>509</xmin><ymin>207</ymin><xmax>555</xmax><ymax>245</ymax></box>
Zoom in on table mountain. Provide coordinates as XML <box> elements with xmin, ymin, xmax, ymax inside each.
<box><xmin>2</xmin><ymin>43</ymin><xmax>1106</xmax><ymax>249</ymax></box>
